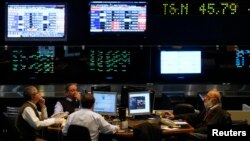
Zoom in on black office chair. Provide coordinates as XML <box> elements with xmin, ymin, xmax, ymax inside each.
<box><xmin>65</xmin><ymin>125</ymin><xmax>91</xmax><ymax>141</ymax></box>
<box><xmin>173</xmin><ymin>103</ymin><xmax>195</xmax><ymax>115</ymax></box>
<box><xmin>133</xmin><ymin>122</ymin><xmax>162</xmax><ymax>141</ymax></box>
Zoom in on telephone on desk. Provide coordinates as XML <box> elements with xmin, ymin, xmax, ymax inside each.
<box><xmin>161</xmin><ymin>118</ymin><xmax>180</xmax><ymax>128</ymax></box>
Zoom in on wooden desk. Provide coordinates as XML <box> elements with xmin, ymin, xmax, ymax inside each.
<box><xmin>115</xmin><ymin>120</ymin><xmax>194</xmax><ymax>138</ymax></box>
<box><xmin>48</xmin><ymin>119</ymin><xmax>194</xmax><ymax>140</ymax></box>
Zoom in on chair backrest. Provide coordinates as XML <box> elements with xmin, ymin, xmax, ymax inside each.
<box><xmin>133</xmin><ymin>122</ymin><xmax>162</xmax><ymax>141</ymax></box>
<box><xmin>66</xmin><ymin>125</ymin><xmax>91</xmax><ymax>141</ymax></box>
<box><xmin>242</xmin><ymin>104</ymin><xmax>250</xmax><ymax>111</ymax></box>
<box><xmin>173</xmin><ymin>103</ymin><xmax>195</xmax><ymax>115</ymax></box>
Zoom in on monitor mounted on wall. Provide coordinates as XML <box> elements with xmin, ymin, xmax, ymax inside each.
<box><xmin>5</xmin><ymin>2</ymin><xmax>67</xmax><ymax>41</ymax></box>
<box><xmin>160</xmin><ymin>50</ymin><xmax>202</xmax><ymax>74</ymax></box>
<box><xmin>89</xmin><ymin>1</ymin><xmax>147</xmax><ymax>34</ymax></box>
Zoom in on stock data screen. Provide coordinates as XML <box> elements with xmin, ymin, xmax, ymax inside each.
<box><xmin>236</xmin><ymin>49</ymin><xmax>250</xmax><ymax>68</ymax></box>
<box><xmin>11</xmin><ymin>46</ymin><xmax>55</xmax><ymax>74</ymax></box>
<box><xmin>90</xmin><ymin>1</ymin><xmax>147</xmax><ymax>32</ymax></box>
<box><xmin>89</xmin><ymin>48</ymin><xmax>131</xmax><ymax>72</ymax></box>
<box><xmin>86</xmin><ymin>47</ymin><xmax>149</xmax><ymax>83</ymax></box>
<box><xmin>6</xmin><ymin>3</ymin><xmax>66</xmax><ymax>41</ymax></box>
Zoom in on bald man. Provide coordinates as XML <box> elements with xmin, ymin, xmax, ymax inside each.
<box><xmin>165</xmin><ymin>89</ymin><xmax>231</xmax><ymax>140</ymax></box>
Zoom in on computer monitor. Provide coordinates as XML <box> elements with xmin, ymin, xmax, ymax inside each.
<box><xmin>120</xmin><ymin>86</ymin><xmax>147</xmax><ymax>108</ymax></box>
<box><xmin>5</xmin><ymin>2</ymin><xmax>67</xmax><ymax>41</ymax></box>
<box><xmin>128</xmin><ymin>91</ymin><xmax>151</xmax><ymax>116</ymax></box>
<box><xmin>93</xmin><ymin>91</ymin><xmax>117</xmax><ymax>116</ymax></box>
<box><xmin>89</xmin><ymin>1</ymin><xmax>147</xmax><ymax>33</ymax></box>
<box><xmin>161</xmin><ymin>51</ymin><xmax>201</xmax><ymax>74</ymax></box>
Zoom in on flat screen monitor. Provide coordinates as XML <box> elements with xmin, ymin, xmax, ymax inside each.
<box><xmin>89</xmin><ymin>1</ymin><xmax>147</xmax><ymax>33</ymax></box>
<box><xmin>5</xmin><ymin>3</ymin><xmax>67</xmax><ymax>41</ymax></box>
<box><xmin>128</xmin><ymin>91</ymin><xmax>151</xmax><ymax>116</ymax></box>
<box><xmin>93</xmin><ymin>91</ymin><xmax>117</xmax><ymax>116</ymax></box>
<box><xmin>120</xmin><ymin>86</ymin><xmax>147</xmax><ymax>108</ymax></box>
<box><xmin>160</xmin><ymin>51</ymin><xmax>201</xmax><ymax>74</ymax></box>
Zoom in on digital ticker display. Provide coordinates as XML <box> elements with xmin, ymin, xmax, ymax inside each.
<box><xmin>152</xmin><ymin>1</ymin><xmax>250</xmax><ymax>16</ymax></box>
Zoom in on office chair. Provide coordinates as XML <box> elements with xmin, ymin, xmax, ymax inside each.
<box><xmin>133</xmin><ymin>122</ymin><xmax>162</xmax><ymax>141</ymax></box>
<box><xmin>173</xmin><ymin>103</ymin><xmax>195</xmax><ymax>115</ymax></box>
<box><xmin>65</xmin><ymin>125</ymin><xmax>91</xmax><ymax>141</ymax></box>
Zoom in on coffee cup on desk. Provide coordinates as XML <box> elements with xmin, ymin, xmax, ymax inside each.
<box><xmin>121</xmin><ymin>120</ymin><xmax>128</xmax><ymax>129</ymax></box>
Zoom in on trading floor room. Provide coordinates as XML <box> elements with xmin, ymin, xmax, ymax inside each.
<box><xmin>0</xmin><ymin>0</ymin><xmax>250</xmax><ymax>141</ymax></box>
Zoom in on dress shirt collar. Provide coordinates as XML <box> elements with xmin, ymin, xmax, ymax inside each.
<box><xmin>209</xmin><ymin>104</ymin><xmax>221</xmax><ymax>111</ymax></box>
<box><xmin>66</xmin><ymin>97</ymin><xmax>73</xmax><ymax>102</ymax></box>
<box><xmin>27</xmin><ymin>101</ymin><xmax>37</xmax><ymax>109</ymax></box>
<box><xmin>81</xmin><ymin>108</ymin><xmax>92</xmax><ymax>112</ymax></box>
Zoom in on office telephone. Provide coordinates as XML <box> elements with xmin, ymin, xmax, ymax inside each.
<box><xmin>160</xmin><ymin>118</ymin><xmax>176</xmax><ymax>128</ymax></box>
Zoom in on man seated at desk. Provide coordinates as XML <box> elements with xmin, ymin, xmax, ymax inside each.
<box><xmin>62</xmin><ymin>92</ymin><xmax>120</xmax><ymax>141</ymax></box>
<box><xmin>16</xmin><ymin>85</ymin><xmax>64</xmax><ymax>141</ymax></box>
<box><xmin>165</xmin><ymin>89</ymin><xmax>232</xmax><ymax>141</ymax></box>
<box><xmin>53</xmin><ymin>83</ymin><xmax>81</xmax><ymax>115</ymax></box>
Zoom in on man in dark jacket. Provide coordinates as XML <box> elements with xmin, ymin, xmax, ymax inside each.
<box><xmin>166</xmin><ymin>89</ymin><xmax>232</xmax><ymax>140</ymax></box>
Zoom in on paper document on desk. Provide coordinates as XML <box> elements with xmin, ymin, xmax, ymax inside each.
<box><xmin>161</xmin><ymin>125</ymin><xmax>179</xmax><ymax>130</ymax></box>
<box><xmin>174</xmin><ymin>121</ymin><xmax>188</xmax><ymax>125</ymax></box>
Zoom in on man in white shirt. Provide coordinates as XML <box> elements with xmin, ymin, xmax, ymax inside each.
<box><xmin>62</xmin><ymin>93</ymin><xmax>120</xmax><ymax>141</ymax></box>
<box><xmin>15</xmin><ymin>85</ymin><xmax>64</xmax><ymax>141</ymax></box>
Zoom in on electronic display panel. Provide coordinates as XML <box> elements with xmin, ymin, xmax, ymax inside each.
<box><xmin>11</xmin><ymin>46</ymin><xmax>55</xmax><ymax>74</ymax></box>
<box><xmin>235</xmin><ymin>49</ymin><xmax>250</xmax><ymax>69</ymax></box>
<box><xmin>150</xmin><ymin>46</ymin><xmax>204</xmax><ymax>83</ymax></box>
<box><xmin>5</xmin><ymin>3</ymin><xmax>67</xmax><ymax>41</ymax></box>
<box><xmin>85</xmin><ymin>46</ymin><xmax>150</xmax><ymax>83</ymax></box>
<box><xmin>89</xmin><ymin>1</ymin><xmax>147</xmax><ymax>33</ymax></box>
<box><xmin>161</xmin><ymin>51</ymin><xmax>201</xmax><ymax>74</ymax></box>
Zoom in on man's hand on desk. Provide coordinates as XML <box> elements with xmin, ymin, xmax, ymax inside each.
<box><xmin>54</xmin><ymin>118</ymin><xmax>66</xmax><ymax>127</ymax></box>
<box><xmin>165</xmin><ymin>111</ymin><xmax>175</xmax><ymax>119</ymax></box>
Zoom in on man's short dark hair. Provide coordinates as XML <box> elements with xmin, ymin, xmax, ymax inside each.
<box><xmin>81</xmin><ymin>93</ymin><xmax>95</xmax><ymax>108</ymax></box>
<box><xmin>64</xmin><ymin>83</ymin><xmax>78</xmax><ymax>92</ymax></box>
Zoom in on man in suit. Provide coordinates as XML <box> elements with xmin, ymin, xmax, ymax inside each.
<box><xmin>166</xmin><ymin>89</ymin><xmax>232</xmax><ymax>140</ymax></box>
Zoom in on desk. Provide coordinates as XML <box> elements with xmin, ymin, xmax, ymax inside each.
<box><xmin>115</xmin><ymin>120</ymin><xmax>194</xmax><ymax>138</ymax></box>
<box><xmin>48</xmin><ymin>119</ymin><xmax>194</xmax><ymax>140</ymax></box>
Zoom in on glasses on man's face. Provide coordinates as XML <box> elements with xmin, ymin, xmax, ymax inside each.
<box><xmin>204</xmin><ymin>95</ymin><xmax>217</xmax><ymax>101</ymax></box>
<box><xmin>68</xmin><ymin>89</ymin><xmax>77</xmax><ymax>93</ymax></box>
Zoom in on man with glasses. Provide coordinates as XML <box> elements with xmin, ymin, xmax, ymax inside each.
<box><xmin>15</xmin><ymin>85</ymin><xmax>64</xmax><ymax>141</ymax></box>
<box><xmin>165</xmin><ymin>89</ymin><xmax>232</xmax><ymax>141</ymax></box>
